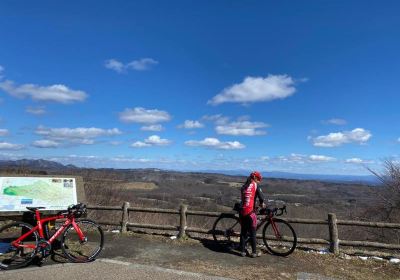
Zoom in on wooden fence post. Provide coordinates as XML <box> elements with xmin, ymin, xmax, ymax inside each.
<box><xmin>121</xmin><ymin>202</ymin><xmax>130</xmax><ymax>233</ymax></box>
<box><xmin>328</xmin><ymin>213</ymin><xmax>339</xmax><ymax>255</ymax></box>
<box><xmin>178</xmin><ymin>204</ymin><xmax>188</xmax><ymax>239</ymax></box>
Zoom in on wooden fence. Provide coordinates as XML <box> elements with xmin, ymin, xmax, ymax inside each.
<box><xmin>87</xmin><ymin>202</ymin><xmax>400</xmax><ymax>257</ymax></box>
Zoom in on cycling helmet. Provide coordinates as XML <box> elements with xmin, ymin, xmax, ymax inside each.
<box><xmin>251</xmin><ymin>171</ymin><xmax>262</xmax><ymax>182</ymax></box>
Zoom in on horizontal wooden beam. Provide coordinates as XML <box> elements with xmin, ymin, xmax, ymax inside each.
<box><xmin>284</xmin><ymin>218</ymin><xmax>328</xmax><ymax>225</ymax></box>
<box><xmin>340</xmin><ymin>240</ymin><xmax>400</xmax><ymax>250</ymax></box>
<box><xmin>87</xmin><ymin>205</ymin><xmax>122</xmax><ymax>211</ymax></box>
<box><xmin>186</xmin><ymin>210</ymin><xmax>222</xmax><ymax>217</ymax></box>
<box><xmin>128</xmin><ymin>207</ymin><xmax>180</xmax><ymax>215</ymax></box>
<box><xmin>337</xmin><ymin>220</ymin><xmax>400</xmax><ymax>229</ymax></box>
<box><xmin>97</xmin><ymin>221</ymin><xmax>121</xmax><ymax>226</ymax></box>
<box><xmin>126</xmin><ymin>222</ymin><xmax>178</xmax><ymax>231</ymax></box>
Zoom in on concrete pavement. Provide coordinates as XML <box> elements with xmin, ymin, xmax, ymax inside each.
<box><xmin>0</xmin><ymin>258</ymin><xmax>234</xmax><ymax>280</ymax></box>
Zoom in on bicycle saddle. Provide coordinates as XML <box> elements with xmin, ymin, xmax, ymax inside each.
<box><xmin>26</xmin><ymin>207</ymin><xmax>46</xmax><ymax>212</ymax></box>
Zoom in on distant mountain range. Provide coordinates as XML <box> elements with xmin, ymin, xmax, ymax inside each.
<box><xmin>0</xmin><ymin>159</ymin><xmax>77</xmax><ymax>170</ymax></box>
<box><xmin>0</xmin><ymin>159</ymin><xmax>379</xmax><ymax>184</ymax></box>
<box><xmin>198</xmin><ymin>169</ymin><xmax>379</xmax><ymax>184</ymax></box>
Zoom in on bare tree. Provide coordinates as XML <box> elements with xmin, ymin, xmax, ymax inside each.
<box><xmin>368</xmin><ymin>160</ymin><xmax>400</xmax><ymax>223</ymax></box>
<box><xmin>360</xmin><ymin>160</ymin><xmax>400</xmax><ymax>244</ymax></box>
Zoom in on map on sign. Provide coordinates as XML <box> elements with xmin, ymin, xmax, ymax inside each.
<box><xmin>0</xmin><ymin>177</ymin><xmax>77</xmax><ymax>211</ymax></box>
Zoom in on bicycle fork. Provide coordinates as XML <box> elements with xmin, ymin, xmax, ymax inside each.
<box><xmin>270</xmin><ymin>219</ymin><xmax>282</xmax><ymax>239</ymax></box>
<box><xmin>71</xmin><ymin>220</ymin><xmax>87</xmax><ymax>244</ymax></box>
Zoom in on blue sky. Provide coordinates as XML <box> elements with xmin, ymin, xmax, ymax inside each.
<box><xmin>0</xmin><ymin>1</ymin><xmax>399</xmax><ymax>175</ymax></box>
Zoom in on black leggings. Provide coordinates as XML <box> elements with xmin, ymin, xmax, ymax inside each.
<box><xmin>240</xmin><ymin>214</ymin><xmax>257</xmax><ymax>253</ymax></box>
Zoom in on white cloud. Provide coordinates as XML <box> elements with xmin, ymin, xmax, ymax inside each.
<box><xmin>119</xmin><ymin>107</ymin><xmax>171</xmax><ymax>124</ymax></box>
<box><xmin>398</xmin><ymin>137</ymin><xmax>400</xmax><ymax>143</ymax></box>
<box><xmin>104</xmin><ymin>59</ymin><xmax>125</xmax><ymax>73</ymax></box>
<box><xmin>32</xmin><ymin>139</ymin><xmax>60</xmax><ymax>148</ymax></box>
<box><xmin>277</xmin><ymin>153</ymin><xmax>307</xmax><ymax>163</ymax></box>
<box><xmin>0</xmin><ymin>65</ymin><xmax>4</xmax><ymax>79</ymax></box>
<box><xmin>216</xmin><ymin>120</ymin><xmax>268</xmax><ymax>136</ymax></box>
<box><xmin>110</xmin><ymin>157</ymin><xmax>152</xmax><ymax>163</ymax></box>
<box><xmin>0</xmin><ymin>142</ymin><xmax>24</xmax><ymax>150</ymax></box>
<box><xmin>323</xmin><ymin>118</ymin><xmax>347</xmax><ymax>125</ymax></box>
<box><xmin>178</xmin><ymin>120</ymin><xmax>204</xmax><ymax>129</ymax></box>
<box><xmin>26</xmin><ymin>106</ymin><xmax>46</xmax><ymax>115</ymax></box>
<box><xmin>145</xmin><ymin>135</ymin><xmax>170</xmax><ymax>145</ymax></box>
<box><xmin>0</xmin><ymin>129</ymin><xmax>9</xmax><ymax>136</ymax></box>
<box><xmin>131</xmin><ymin>141</ymin><xmax>151</xmax><ymax>148</ymax></box>
<box><xmin>345</xmin><ymin>158</ymin><xmax>374</xmax><ymax>164</ymax></box>
<box><xmin>185</xmin><ymin>137</ymin><xmax>245</xmax><ymax>150</ymax></box>
<box><xmin>35</xmin><ymin>126</ymin><xmax>121</xmax><ymax>146</ymax></box>
<box><xmin>131</xmin><ymin>135</ymin><xmax>171</xmax><ymax>148</ymax></box>
<box><xmin>127</xmin><ymin>58</ymin><xmax>158</xmax><ymax>71</ymax></box>
<box><xmin>0</xmin><ymin>80</ymin><xmax>87</xmax><ymax>104</ymax></box>
<box><xmin>36</xmin><ymin>126</ymin><xmax>121</xmax><ymax>140</ymax></box>
<box><xmin>276</xmin><ymin>153</ymin><xmax>335</xmax><ymax>163</ymax></box>
<box><xmin>203</xmin><ymin>115</ymin><xmax>268</xmax><ymax>136</ymax></box>
<box><xmin>309</xmin><ymin>155</ymin><xmax>336</xmax><ymax>162</ymax></box>
<box><xmin>141</xmin><ymin>124</ymin><xmax>164</xmax><ymax>131</ymax></box>
<box><xmin>105</xmin><ymin>58</ymin><xmax>158</xmax><ymax>73</ymax></box>
<box><xmin>202</xmin><ymin>114</ymin><xmax>230</xmax><ymax>125</ymax></box>
<box><xmin>208</xmin><ymin>74</ymin><xmax>298</xmax><ymax>105</ymax></box>
<box><xmin>311</xmin><ymin>128</ymin><xmax>372</xmax><ymax>147</ymax></box>
<box><xmin>345</xmin><ymin>158</ymin><xmax>363</xmax><ymax>164</ymax></box>
<box><xmin>72</xmin><ymin>139</ymin><xmax>95</xmax><ymax>145</ymax></box>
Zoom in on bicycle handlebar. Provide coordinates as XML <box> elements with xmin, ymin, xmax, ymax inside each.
<box><xmin>259</xmin><ymin>205</ymin><xmax>287</xmax><ymax>217</ymax></box>
<box><xmin>274</xmin><ymin>205</ymin><xmax>287</xmax><ymax>216</ymax></box>
<box><xmin>68</xmin><ymin>203</ymin><xmax>87</xmax><ymax>217</ymax></box>
<box><xmin>58</xmin><ymin>203</ymin><xmax>87</xmax><ymax>217</ymax></box>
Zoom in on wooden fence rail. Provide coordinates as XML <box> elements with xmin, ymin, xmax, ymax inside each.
<box><xmin>1</xmin><ymin>204</ymin><xmax>398</xmax><ymax>256</ymax></box>
<box><xmin>86</xmin><ymin>202</ymin><xmax>400</xmax><ymax>256</ymax></box>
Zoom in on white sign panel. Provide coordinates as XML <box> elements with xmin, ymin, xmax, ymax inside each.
<box><xmin>0</xmin><ymin>177</ymin><xmax>77</xmax><ymax>211</ymax></box>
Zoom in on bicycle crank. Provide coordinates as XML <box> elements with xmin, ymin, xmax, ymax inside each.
<box><xmin>37</xmin><ymin>239</ymin><xmax>52</xmax><ymax>258</ymax></box>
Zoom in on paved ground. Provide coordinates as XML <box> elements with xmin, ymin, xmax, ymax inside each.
<box><xmin>0</xmin><ymin>259</ymin><xmax>234</xmax><ymax>280</ymax></box>
<box><xmin>1</xmin><ymin>232</ymin><xmax>399</xmax><ymax>280</ymax></box>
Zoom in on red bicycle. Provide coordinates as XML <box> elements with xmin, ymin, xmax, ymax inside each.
<box><xmin>0</xmin><ymin>203</ymin><xmax>104</xmax><ymax>269</ymax></box>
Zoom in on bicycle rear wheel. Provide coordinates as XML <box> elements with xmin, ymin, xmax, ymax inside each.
<box><xmin>61</xmin><ymin>219</ymin><xmax>104</xmax><ymax>263</ymax></box>
<box><xmin>262</xmin><ymin>218</ymin><xmax>297</xmax><ymax>256</ymax></box>
<box><xmin>212</xmin><ymin>215</ymin><xmax>241</xmax><ymax>249</ymax></box>
<box><xmin>0</xmin><ymin>222</ymin><xmax>38</xmax><ymax>269</ymax></box>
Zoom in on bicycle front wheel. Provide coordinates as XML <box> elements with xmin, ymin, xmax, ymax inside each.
<box><xmin>0</xmin><ymin>222</ymin><xmax>38</xmax><ymax>269</ymax></box>
<box><xmin>61</xmin><ymin>219</ymin><xmax>104</xmax><ymax>263</ymax></box>
<box><xmin>262</xmin><ymin>218</ymin><xmax>297</xmax><ymax>256</ymax></box>
<box><xmin>212</xmin><ymin>215</ymin><xmax>241</xmax><ymax>249</ymax></box>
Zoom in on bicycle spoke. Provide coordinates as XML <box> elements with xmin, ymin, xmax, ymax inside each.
<box><xmin>262</xmin><ymin>219</ymin><xmax>296</xmax><ymax>256</ymax></box>
<box><xmin>212</xmin><ymin>216</ymin><xmax>241</xmax><ymax>248</ymax></box>
<box><xmin>0</xmin><ymin>223</ymin><xmax>38</xmax><ymax>269</ymax></box>
<box><xmin>62</xmin><ymin>220</ymin><xmax>103</xmax><ymax>263</ymax></box>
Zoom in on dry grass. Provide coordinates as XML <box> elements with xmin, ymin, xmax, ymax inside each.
<box><xmin>226</xmin><ymin>182</ymin><xmax>242</xmax><ymax>188</ymax></box>
<box><xmin>114</xmin><ymin>182</ymin><xmax>158</xmax><ymax>190</ymax></box>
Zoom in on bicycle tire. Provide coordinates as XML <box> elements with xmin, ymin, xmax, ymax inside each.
<box><xmin>262</xmin><ymin>218</ymin><xmax>297</xmax><ymax>256</ymax></box>
<box><xmin>61</xmin><ymin>219</ymin><xmax>104</xmax><ymax>263</ymax></box>
<box><xmin>212</xmin><ymin>215</ymin><xmax>241</xmax><ymax>249</ymax></box>
<box><xmin>0</xmin><ymin>222</ymin><xmax>38</xmax><ymax>269</ymax></box>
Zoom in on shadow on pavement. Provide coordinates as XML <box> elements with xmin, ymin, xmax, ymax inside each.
<box><xmin>191</xmin><ymin>237</ymin><xmax>243</xmax><ymax>257</ymax></box>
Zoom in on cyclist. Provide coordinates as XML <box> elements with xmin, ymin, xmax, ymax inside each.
<box><xmin>239</xmin><ymin>171</ymin><xmax>266</xmax><ymax>257</ymax></box>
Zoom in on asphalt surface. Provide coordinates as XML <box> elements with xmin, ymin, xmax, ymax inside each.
<box><xmin>0</xmin><ymin>259</ymin><xmax>234</xmax><ymax>280</ymax></box>
<box><xmin>0</xmin><ymin>232</ymin><xmax>398</xmax><ymax>280</ymax></box>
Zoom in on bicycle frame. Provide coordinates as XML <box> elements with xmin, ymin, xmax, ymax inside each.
<box><xmin>235</xmin><ymin>212</ymin><xmax>281</xmax><ymax>239</ymax></box>
<box><xmin>11</xmin><ymin>211</ymin><xmax>85</xmax><ymax>250</ymax></box>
